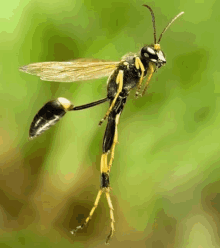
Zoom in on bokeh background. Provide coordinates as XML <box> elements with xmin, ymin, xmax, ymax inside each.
<box><xmin>0</xmin><ymin>0</ymin><xmax>219</xmax><ymax>247</ymax></box>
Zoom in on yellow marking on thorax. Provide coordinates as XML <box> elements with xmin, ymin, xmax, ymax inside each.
<box><xmin>123</xmin><ymin>61</ymin><xmax>129</xmax><ymax>69</ymax></box>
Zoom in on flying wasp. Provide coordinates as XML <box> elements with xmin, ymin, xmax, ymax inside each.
<box><xmin>19</xmin><ymin>5</ymin><xmax>184</xmax><ymax>244</ymax></box>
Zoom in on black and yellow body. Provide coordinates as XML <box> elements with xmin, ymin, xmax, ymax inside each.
<box><xmin>72</xmin><ymin>47</ymin><xmax>166</xmax><ymax>243</ymax></box>
<box><xmin>19</xmin><ymin>4</ymin><xmax>184</xmax><ymax>244</ymax></box>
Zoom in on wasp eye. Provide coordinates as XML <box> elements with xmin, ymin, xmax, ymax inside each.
<box><xmin>144</xmin><ymin>53</ymin><xmax>149</xmax><ymax>58</ymax></box>
<box><xmin>141</xmin><ymin>46</ymin><xmax>157</xmax><ymax>60</ymax></box>
<box><xmin>146</xmin><ymin>47</ymin><xmax>156</xmax><ymax>55</ymax></box>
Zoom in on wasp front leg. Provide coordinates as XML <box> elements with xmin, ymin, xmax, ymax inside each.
<box><xmin>134</xmin><ymin>57</ymin><xmax>146</xmax><ymax>97</ymax></box>
<box><xmin>141</xmin><ymin>61</ymin><xmax>155</xmax><ymax>96</ymax></box>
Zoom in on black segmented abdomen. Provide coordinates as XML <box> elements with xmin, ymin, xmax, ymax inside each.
<box><xmin>29</xmin><ymin>100</ymin><xmax>66</xmax><ymax>139</ymax></box>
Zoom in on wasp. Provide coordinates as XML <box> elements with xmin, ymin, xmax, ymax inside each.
<box><xmin>19</xmin><ymin>5</ymin><xmax>184</xmax><ymax>244</ymax></box>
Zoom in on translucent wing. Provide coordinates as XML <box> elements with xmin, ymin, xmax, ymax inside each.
<box><xmin>19</xmin><ymin>58</ymin><xmax>119</xmax><ymax>82</ymax></box>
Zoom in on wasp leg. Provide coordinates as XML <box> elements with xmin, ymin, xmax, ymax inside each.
<box><xmin>108</xmin><ymin>114</ymin><xmax>120</xmax><ymax>169</ymax></box>
<box><xmin>141</xmin><ymin>62</ymin><xmax>155</xmax><ymax>96</ymax></box>
<box><xmin>70</xmin><ymin>190</ymin><xmax>103</xmax><ymax>235</ymax></box>
<box><xmin>99</xmin><ymin>70</ymin><xmax>124</xmax><ymax>126</ymax></box>
<box><xmin>71</xmin><ymin>96</ymin><xmax>126</xmax><ymax>243</ymax></box>
<box><xmin>100</xmin><ymin>153</ymin><xmax>115</xmax><ymax>244</ymax></box>
<box><xmin>134</xmin><ymin>57</ymin><xmax>145</xmax><ymax>97</ymax></box>
<box><xmin>101</xmin><ymin>106</ymin><xmax>125</xmax><ymax>243</ymax></box>
<box><xmin>103</xmin><ymin>123</ymin><xmax>119</xmax><ymax>244</ymax></box>
<box><xmin>105</xmin><ymin>189</ymin><xmax>115</xmax><ymax>244</ymax></box>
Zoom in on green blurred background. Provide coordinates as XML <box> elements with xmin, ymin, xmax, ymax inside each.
<box><xmin>0</xmin><ymin>0</ymin><xmax>219</xmax><ymax>247</ymax></box>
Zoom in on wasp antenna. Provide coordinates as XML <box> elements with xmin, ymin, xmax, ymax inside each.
<box><xmin>143</xmin><ymin>4</ymin><xmax>157</xmax><ymax>44</ymax></box>
<box><xmin>157</xmin><ymin>11</ymin><xmax>184</xmax><ymax>43</ymax></box>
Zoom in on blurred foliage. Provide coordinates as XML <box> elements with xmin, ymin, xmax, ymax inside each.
<box><xmin>0</xmin><ymin>0</ymin><xmax>220</xmax><ymax>247</ymax></box>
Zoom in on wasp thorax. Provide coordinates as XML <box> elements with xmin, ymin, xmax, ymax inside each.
<box><xmin>141</xmin><ymin>46</ymin><xmax>166</xmax><ymax>68</ymax></box>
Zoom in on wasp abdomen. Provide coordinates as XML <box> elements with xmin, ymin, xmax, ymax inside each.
<box><xmin>29</xmin><ymin>97</ymin><xmax>73</xmax><ymax>139</ymax></box>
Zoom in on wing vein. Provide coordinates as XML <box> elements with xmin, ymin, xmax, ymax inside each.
<box><xmin>19</xmin><ymin>59</ymin><xmax>119</xmax><ymax>82</ymax></box>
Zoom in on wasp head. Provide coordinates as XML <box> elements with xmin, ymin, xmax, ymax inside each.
<box><xmin>140</xmin><ymin>45</ymin><xmax>166</xmax><ymax>69</ymax></box>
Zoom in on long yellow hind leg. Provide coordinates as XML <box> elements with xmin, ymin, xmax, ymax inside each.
<box><xmin>70</xmin><ymin>189</ymin><xmax>103</xmax><ymax>235</ymax></box>
<box><xmin>105</xmin><ymin>189</ymin><xmax>115</xmax><ymax>244</ymax></box>
<box><xmin>100</xmin><ymin>153</ymin><xmax>115</xmax><ymax>244</ymax></box>
<box><xmin>108</xmin><ymin>113</ymin><xmax>120</xmax><ymax>169</ymax></box>
<box><xmin>71</xmin><ymin>75</ymin><xmax>125</xmax><ymax>243</ymax></box>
